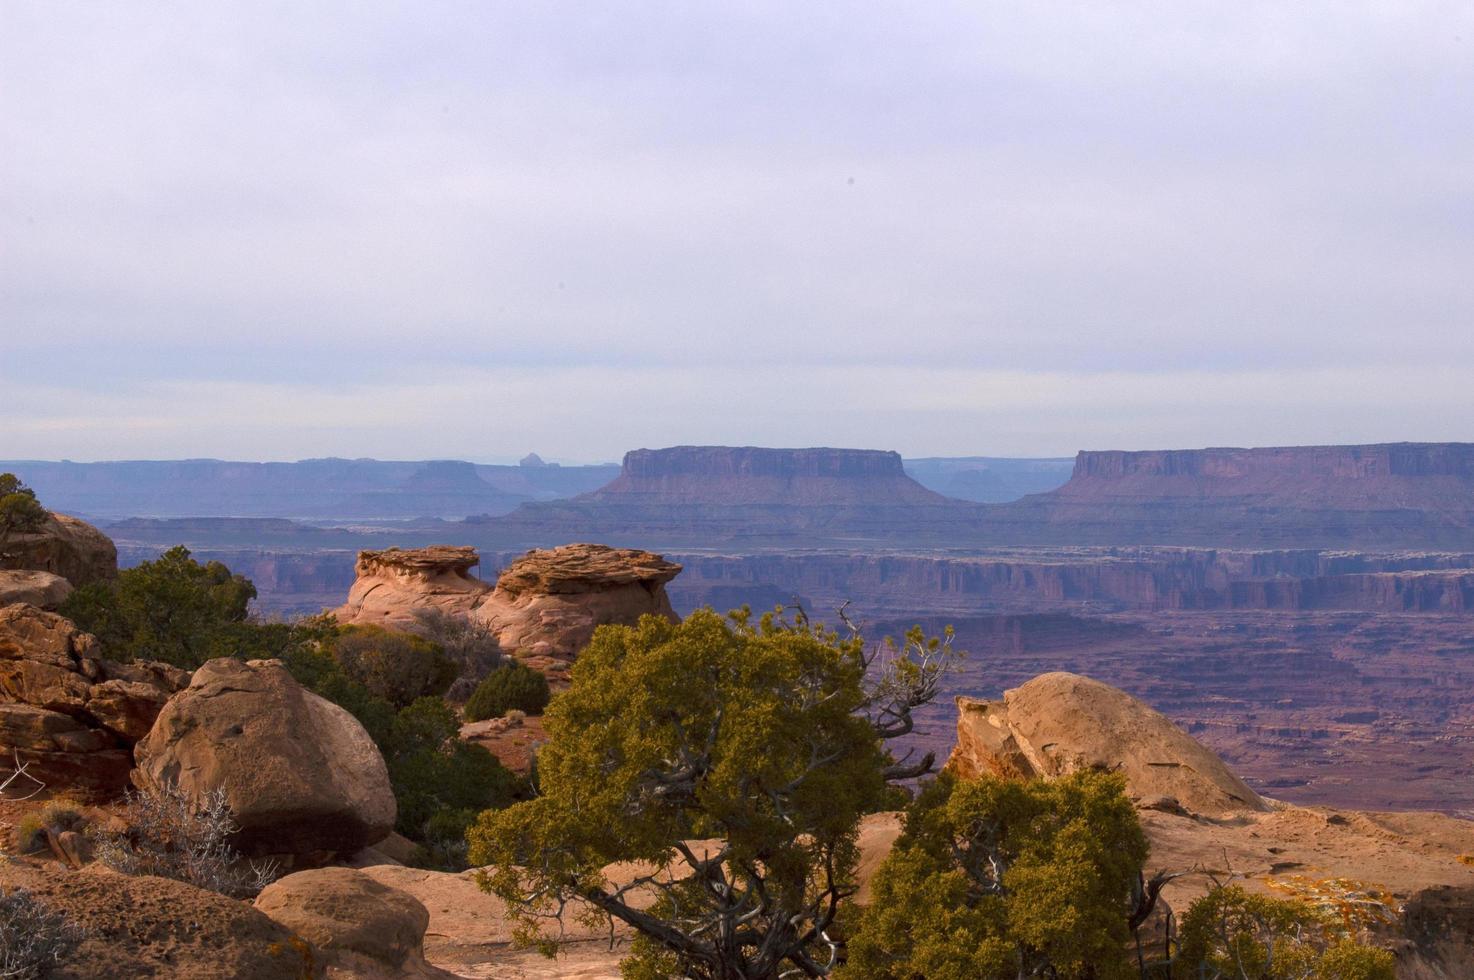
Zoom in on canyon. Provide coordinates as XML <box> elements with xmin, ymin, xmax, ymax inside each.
<box><xmin>12</xmin><ymin>441</ymin><xmax>1474</xmax><ymax>818</ymax></box>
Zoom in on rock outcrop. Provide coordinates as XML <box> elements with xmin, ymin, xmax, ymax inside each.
<box><xmin>946</xmin><ymin>672</ymin><xmax>1474</xmax><ymax>966</ymax></box>
<box><xmin>0</xmin><ymin>862</ymin><xmax>315</xmax><ymax>979</ymax></box>
<box><xmin>333</xmin><ymin>543</ymin><xmax>681</xmax><ymax>672</ymax></box>
<box><xmin>0</xmin><ymin>604</ymin><xmax>187</xmax><ymax>799</ymax></box>
<box><xmin>948</xmin><ymin>672</ymin><xmax>1269</xmax><ymax>817</ymax></box>
<box><xmin>0</xmin><ymin>569</ymin><xmax>72</xmax><ymax>609</ymax></box>
<box><xmin>475</xmin><ymin>543</ymin><xmax>681</xmax><ymax>668</ymax></box>
<box><xmin>334</xmin><ymin>545</ymin><xmax>492</xmax><ymax>630</ymax></box>
<box><xmin>254</xmin><ymin>867</ymin><xmax>450</xmax><ymax>978</ymax></box>
<box><xmin>133</xmin><ymin>657</ymin><xmax>395</xmax><ymax>860</ymax></box>
<box><xmin>0</xmin><ymin>512</ymin><xmax>117</xmax><ymax>587</ymax></box>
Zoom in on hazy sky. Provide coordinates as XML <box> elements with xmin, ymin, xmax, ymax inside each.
<box><xmin>4</xmin><ymin>2</ymin><xmax>1472</xmax><ymax>463</ymax></box>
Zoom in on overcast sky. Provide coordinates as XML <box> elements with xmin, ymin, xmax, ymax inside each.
<box><xmin>3</xmin><ymin>2</ymin><xmax>1471</xmax><ymax>463</ymax></box>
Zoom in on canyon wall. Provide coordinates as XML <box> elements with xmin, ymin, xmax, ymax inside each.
<box><xmin>664</xmin><ymin>549</ymin><xmax>1474</xmax><ymax>617</ymax></box>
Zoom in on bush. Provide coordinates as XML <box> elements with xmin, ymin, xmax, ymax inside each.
<box><xmin>412</xmin><ymin>608</ymin><xmax>504</xmax><ymax>701</ymax></box>
<box><xmin>1177</xmin><ymin>884</ymin><xmax>1395</xmax><ymax>979</ymax></box>
<box><xmin>330</xmin><ymin>624</ymin><xmax>458</xmax><ymax>709</ymax></box>
<box><xmin>0</xmin><ymin>473</ymin><xmax>47</xmax><ymax>561</ymax></box>
<box><xmin>59</xmin><ymin>545</ymin><xmax>256</xmax><ymax>668</ymax></box>
<box><xmin>0</xmin><ymin>887</ymin><xmax>83</xmax><ymax>979</ymax></box>
<box><xmin>463</xmin><ymin>662</ymin><xmax>550</xmax><ymax>721</ymax></box>
<box><xmin>381</xmin><ymin>697</ymin><xmax>522</xmax><ymax>858</ymax></box>
<box><xmin>840</xmin><ymin>769</ymin><xmax>1149</xmax><ymax>980</ymax></box>
<box><xmin>91</xmin><ymin>784</ymin><xmax>277</xmax><ymax>898</ymax></box>
<box><xmin>14</xmin><ymin>800</ymin><xmax>88</xmax><ymax>854</ymax></box>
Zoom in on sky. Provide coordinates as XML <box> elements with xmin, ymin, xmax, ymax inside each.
<box><xmin>3</xmin><ymin>2</ymin><xmax>1472</xmax><ymax>463</ymax></box>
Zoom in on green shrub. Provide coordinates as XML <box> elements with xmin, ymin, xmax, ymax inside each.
<box><xmin>839</xmin><ymin>769</ymin><xmax>1149</xmax><ymax>980</ymax></box>
<box><xmin>330</xmin><ymin>624</ymin><xmax>458</xmax><ymax>709</ymax></box>
<box><xmin>1177</xmin><ymin>884</ymin><xmax>1395</xmax><ymax>979</ymax></box>
<box><xmin>59</xmin><ymin>545</ymin><xmax>256</xmax><ymax>668</ymax></box>
<box><xmin>14</xmin><ymin>800</ymin><xmax>87</xmax><ymax>854</ymax></box>
<box><xmin>383</xmin><ymin>697</ymin><xmax>521</xmax><ymax>861</ymax></box>
<box><xmin>463</xmin><ymin>662</ymin><xmax>550</xmax><ymax>721</ymax></box>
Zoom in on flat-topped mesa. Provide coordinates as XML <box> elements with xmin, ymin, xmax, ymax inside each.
<box><xmin>1059</xmin><ymin>442</ymin><xmax>1474</xmax><ymax>503</ymax></box>
<box><xmin>948</xmin><ymin>671</ymin><xmax>1270</xmax><ymax>817</ymax></box>
<box><xmin>591</xmin><ymin>446</ymin><xmax>951</xmax><ymax>506</ymax></box>
<box><xmin>334</xmin><ymin>546</ymin><xmax>492</xmax><ymax>629</ymax></box>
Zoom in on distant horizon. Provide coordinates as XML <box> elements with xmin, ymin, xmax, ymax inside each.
<box><xmin>4</xmin><ymin>438</ymin><xmax>1472</xmax><ymax>469</ymax></box>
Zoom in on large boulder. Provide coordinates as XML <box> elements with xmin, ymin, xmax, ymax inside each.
<box><xmin>133</xmin><ymin>657</ymin><xmax>395</xmax><ymax>861</ymax></box>
<box><xmin>0</xmin><ymin>512</ymin><xmax>116</xmax><ymax>587</ymax></box>
<box><xmin>0</xmin><ymin>604</ymin><xmax>187</xmax><ymax>799</ymax></box>
<box><xmin>0</xmin><ymin>862</ymin><xmax>315</xmax><ymax>979</ymax></box>
<box><xmin>948</xmin><ymin>671</ymin><xmax>1269</xmax><ymax>816</ymax></box>
<box><xmin>0</xmin><ymin>568</ymin><xmax>72</xmax><ymax>609</ymax></box>
<box><xmin>254</xmin><ymin>867</ymin><xmax>450</xmax><ymax>977</ymax></box>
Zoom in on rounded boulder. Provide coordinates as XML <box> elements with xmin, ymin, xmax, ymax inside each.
<box><xmin>134</xmin><ymin>657</ymin><xmax>395</xmax><ymax>860</ymax></box>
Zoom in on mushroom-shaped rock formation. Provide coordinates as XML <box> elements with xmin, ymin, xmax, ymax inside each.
<box><xmin>332</xmin><ymin>542</ymin><xmax>682</xmax><ymax>674</ymax></box>
<box><xmin>134</xmin><ymin>657</ymin><xmax>395</xmax><ymax>861</ymax></box>
<box><xmin>333</xmin><ymin>545</ymin><xmax>492</xmax><ymax>630</ymax></box>
<box><xmin>948</xmin><ymin>671</ymin><xmax>1269</xmax><ymax>817</ymax></box>
<box><xmin>474</xmin><ymin>543</ymin><xmax>681</xmax><ymax>669</ymax></box>
<box><xmin>0</xmin><ymin>512</ymin><xmax>117</xmax><ymax>588</ymax></box>
<box><xmin>0</xmin><ymin>603</ymin><xmax>188</xmax><ymax>799</ymax></box>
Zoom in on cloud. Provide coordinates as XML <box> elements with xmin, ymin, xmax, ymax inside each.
<box><xmin>3</xmin><ymin>2</ymin><xmax>1471</xmax><ymax>459</ymax></box>
<box><xmin>3</xmin><ymin>362</ymin><xmax>1468</xmax><ymax>462</ymax></box>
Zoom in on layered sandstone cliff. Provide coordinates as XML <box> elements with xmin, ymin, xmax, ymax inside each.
<box><xmin>988</xmin><ymin>442</ymin><xmax>1474</xmax><ymax>549</ymax></box>
<box><xmin>666</xmin><ymin>548</ymin><xmax>1474</xmax><ymax>617</ymax></box>
<box><xmin>489</xmin><ymin>446</ymin><xmax>966</xmax><ymax>545</ymax></box>
<box><xmin>332</xmin><ymin>543</ymin><xmax>681</xmax><ymax>673</ymax></box>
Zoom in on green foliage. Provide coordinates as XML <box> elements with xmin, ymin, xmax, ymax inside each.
<box><xmin>468</xmin><ymin>606</ymin><xmax>959</xmax><ymax>977</ymax></box>
<box><xmin>15</xmin><ymin>800</ymin><xmax>88</xmax><ymax>853</ymax></box>
<box><xmin>378</xmin><ymin>697</ymin><xmax>521</xmax><ymax>862</ymax></box>
<box><xmin>0</xmin><ymin>473</ymin><xmax>46</xmax><ymax>556</ymax></box>
<box><xmin>840</xmin><ymin>769</ymin><xmax>1149</xmax><ymax>980</ymax></box>
<box><xmin>60</xmin><ymin>545</ymin><xmax>256</xmax><ymax>668</ymax></box>
<box><xmin>330</xmin><ymin>624</ymin><xmax>458</xmax><ymax>709</ymax></box>
<box><xmin>1176</xmin><ymin>885</ymin><xmax>1395</xmax><ymax>980</ymax></box>
<box><xmin>463</xmin><ymin>661</ymin><xmax>551</xmax><ymax>721</ymax></box>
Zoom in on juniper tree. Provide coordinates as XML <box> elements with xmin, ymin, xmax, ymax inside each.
<box><xmin>468</xmin><ymin>606</ymin><xmax>959</xmax><ymax>980</ymax></box>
